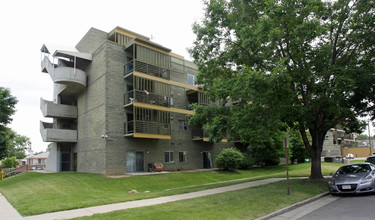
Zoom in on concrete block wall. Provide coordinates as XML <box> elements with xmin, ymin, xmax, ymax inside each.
<box><xmin>322</xmin><ymin>130</ymin><xmax>342</xmax><ymax>157</ymax></box>
<box><xmin>76</xmin><ymin>28</ymin><xmax>108</xmax><ymax>54</ymax></box>
<box><xmin>77</xmin><ymin>39</ymin><xmax>108</xmax><ymax>174</ymax></box>
<box><xmin>103</xmin><ymin>41</ymin><xmax>127</xmax><ymax>175</ymax></box>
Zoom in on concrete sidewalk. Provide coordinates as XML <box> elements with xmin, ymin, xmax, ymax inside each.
<box><xmin>2</xmin><ymin>178</ymin><xmax>283</xmax><ymax>220</ymax></box>
<box><xmin>0</xmin><ymin>193</ymin><xmax>23</xmax><ymax>220</ymax></box>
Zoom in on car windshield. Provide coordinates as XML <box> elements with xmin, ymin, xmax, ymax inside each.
<box><xmin>366</xmin><ymin>157</ymin><xmax>375</xmax><ymax>164</ymax></box>
<box><xmin>337</xmin><ymin>164</ymin><xmax>371</xmax><ymax>174</ymax></box>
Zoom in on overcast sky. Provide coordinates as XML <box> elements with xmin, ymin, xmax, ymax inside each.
<box><xmin>1</xmin><ymin>1</ymin><xmax>374</xmax><ymax>154</ymax></box>
<box><xmin>1</xmin><ymin>0</ymin><xmax>205</xmax><ymax>153</ymax></box>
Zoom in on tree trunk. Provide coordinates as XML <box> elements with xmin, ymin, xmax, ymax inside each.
<box><xmin>310</xmin><ymin>147</ymin><xmax>323</xmax><ymax>179</ymax></box>
<box><xmin>309</xmin><ymin>130</ymin><xmax>327</xmax><ymax>180</ymax></box>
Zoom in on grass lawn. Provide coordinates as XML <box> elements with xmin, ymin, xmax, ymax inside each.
<box><xmin>349</xmin><ymin>159</ymin><xmax>365</xmax><ymax>163</ymax></box>
<box><xmin>74</xmin><ymin>179</ymin><xmax>328</xmax><ymax>220</ymax></box>
<box><xmin>0</xmin><ymin>163</ymin><xmax>342</xmax><ymax>216</ymax></box>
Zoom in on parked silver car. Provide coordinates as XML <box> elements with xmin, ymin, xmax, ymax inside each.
<box><xmin>365</xmin><ymin>156</ymin><xmax>375</xmax><ymax>165</ymax></box>
<box><xmin>328</xmin><ymin>163</ymin><xmax>375</xmax><ymax>194</ymax></box>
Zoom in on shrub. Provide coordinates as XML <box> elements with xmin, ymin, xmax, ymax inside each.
<box><xmin>215</xmin><ymin>147</ymin><xmax>244</xmax><ymax>171</ymax></box>
<box><xmin>240</xmin><ymin>152</ymin><xmax>255</xmax><ymax>169</ymax></box>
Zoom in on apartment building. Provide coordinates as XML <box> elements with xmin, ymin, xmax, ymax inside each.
<box><xmin>322</xmin><ymin>127</ymin><xmax>360</xmax><ymax>158</ymax></box>
<box><xmin>40</xmin><ymin>26</ymin><xmax>230</xmax><ymax>175</ymax></box>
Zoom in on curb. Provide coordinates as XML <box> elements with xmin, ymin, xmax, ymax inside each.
<box><xmin>256</xmin><ymin>191</ymin><xmax>330</xmax><ymax>220</ymax></box>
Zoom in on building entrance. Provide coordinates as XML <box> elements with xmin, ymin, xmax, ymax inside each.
<box><xmin>202</xmin><ymin>152</ymin><xmax>212</xmax><ymax>169</ymax></box>
<box><xmin>61</xmin><ymin>145</ymin><xmax>73</xmax><ymax>171</ymax></box>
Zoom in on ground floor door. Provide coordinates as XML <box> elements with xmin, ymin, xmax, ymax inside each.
<box><xmin>126</xmin><ymin>151</ymin><xmax>145</xmax><ymax>172</ymax></box>
<box><xmin>61</xmin><ymin>144</ymin><xmax>73</xmax><ymax>171</ymax></box>
<box><xmin>203</xmin><ymin>152</ymin><xmax>212</xmax><ymax>169</ymax></box>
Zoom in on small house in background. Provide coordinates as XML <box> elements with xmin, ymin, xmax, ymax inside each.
<box><xmin>26</xmin><ymin>152</ymin><xmax>49</xmax><ymax>170</ymax></box>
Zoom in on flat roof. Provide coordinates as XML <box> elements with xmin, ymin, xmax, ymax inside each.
<box><xmin>41</xmin><ymin>44</ymin><xmax>92</xmax><ymax>61</ymax></box>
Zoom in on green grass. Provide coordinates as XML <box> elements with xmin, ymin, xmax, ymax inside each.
<box><xmin>0</xmin><ymin>163</ymin><xmax>341</xmax><ymax>216</ymax></box>
<box><xmin>349</xmin><ymin>160</ymin><xmax>365</xmax><ymax>163</ymax></box>
<box><xmin>75</xmin><ymin>179</ymin><xmax>328</xmax><ymax>220</ymax></box>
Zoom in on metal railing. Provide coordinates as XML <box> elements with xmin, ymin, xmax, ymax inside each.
<box><xmin>124</xmin><ymin>90</ymin><xmax>170</xmax><ymax>107</ymax></box>
<box><xmin>124</xmin><ymin>120</ymin><xmax>170</xmax><ymax>136</ymax></box>
<box><xmin>124</xmin><ymin>60</ymin><xmax>170</xmax><ymax>80</ymax></box>
<box><xmin>124</xmin><ymin>90</ymin><xmax>134</xmax><ymax>105</ymax></box>
<box><xmin>125</xmin><ymin>121</ymin><xmax>134</xmax><ymax>134</ymax></box>
<box><xmin>191</xmin><ymin>127</ymin><xmax>210</xmax><ymax>140</ymax></box>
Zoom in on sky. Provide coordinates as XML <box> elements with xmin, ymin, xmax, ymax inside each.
<box><xmin>1</xmin><ymin>1</ymin><xmax>374</xmax><ymax>154</ymax></box>
<box><xmin>0</xmin><ymin>0</ymin><xmax>205</xmax><ymax>153</ymax></box>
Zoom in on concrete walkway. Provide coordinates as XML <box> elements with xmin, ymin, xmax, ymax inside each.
<box><xmin>0</xmin><ymin>193</ymin><xmax>24</xmax><ymax>220</ymax></box>
<box><xmin>2</xmin><ymin>178</ymin><xmax>284</xmax><ymax>220</ymax></box>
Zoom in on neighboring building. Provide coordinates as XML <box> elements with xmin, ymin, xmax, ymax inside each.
<box><xmin>40</xmin><ymin>27</ymin><xmax>230</xmax><ymax>175</ymax></box>
<box><xmin>358</xmin><ymin>139</ymin><xmax>375</xmax><ymax>148</ymax></box>
<box><xmin>322</xmin><ymin>128</ymin><xmax>359</xmax><ymax>157</ymax></box>
<box><xmin>26</xmin><ymin>152</ymin><xmax>49</xmax><ymax>170</ymax></box>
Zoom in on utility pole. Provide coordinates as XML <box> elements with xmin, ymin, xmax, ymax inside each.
<box><xmin>284</xmin><ymin>137</ymin><xmax>290</xmax><ymax>195</ymax></box>
<box><xmin>369</xmin><ymin>119</ymin><xmax>372</xmax><ymax>156</ymax></box>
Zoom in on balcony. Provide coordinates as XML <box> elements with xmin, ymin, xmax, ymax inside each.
<box><xmin>124</xmin><ymin>90</ymin><xmax>170</xmax><ymax>107</ymax></box>
<box><xmin>192</xmin><ymin>127</ymin><xmax>209</xmax><ymax>141</ymax></box>
<box><xmin>40</xmin><ymin>98</ymin><xmax>77</xmax><ymax>119</ymax></box>
<box><xmin>124</xmin><ymin>120</ymin><xmax>171</xmax><ymax>139</ymax></box>
<box><xmin>41</xmin><ymin>56</ymin><xmax>87</xmax><ymax>95</ymax></box>
<box><xmin>40</xmin><ymin>121</ymin><xmax>78</xmax><ymax>143</ymax></box>
<box><xmin>124</xmin><ymin>59</ymin><xmax>170</xmax><ymax>80</ymax></box>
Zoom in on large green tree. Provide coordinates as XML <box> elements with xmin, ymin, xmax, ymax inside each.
<box><xmin>4</xmin><ymin>128</ymin><xmax>31</xmax><ymax>159</ymax></box>
<box><xmin>189</xmin><ymin>0</ymin><xmax>375</xmax><ymax>179</ymax></box>
<box><xmin>0</xmin><ymin>87</ymin><xmax>17</xmax><ymax>129</ymax></box>
<box><xmin>0</xmin><ymin>87</ymin><xmax>18</xmax><ymax>159</ymax></box>
<box><xmin>0</xmin><ymin>87</ymin><xmax>30</xmax><ymax>160</ymax></box>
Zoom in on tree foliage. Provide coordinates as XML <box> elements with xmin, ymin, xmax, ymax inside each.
<box><xmin>289</xmin><ymin>128</ymin><xmax>310</xmax><ymax>163</ymax></box>
<box><xmin>0</xmin><ymin>87</ymin><xmax>17</xmax><ymax>129</ymax></box>
<box><xmin>189</xmin><ymin>0</ymin><xmax>375</xmax><ymax>179</ymax></box>
<box><xmin>356</xmin><ymin>134</ymin><xmax>375</xmax><ymax>140</ymax></box>
<box><xmin>0</xmin><ymin>87</ymin><xmax>30</xmax><ymax>160</ymax></box>
<box><xmin>249</xmin><ymin>133</ymin><xmax>285</xmax><ymax>166</ymax></box>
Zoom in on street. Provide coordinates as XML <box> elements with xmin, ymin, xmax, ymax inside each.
<box><xmin>299</xmin><ymin>193</ymin><xmax>375</xmax><ymax>220</ymax></box>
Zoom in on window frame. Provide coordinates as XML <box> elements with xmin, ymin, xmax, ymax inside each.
<box><xmin>179</xmin><ymin>151</ymin><xmax>187</xmax><ymax>163</ymax></box>
<box><xmin>164</xmin><ymin>151</ymin><xmax>174</xmax><ymax>163</ymax></box>
<box><xmin>178</xmin><ymin>119</ymin><xmax>187</xmax><ymax>131</ymax></box>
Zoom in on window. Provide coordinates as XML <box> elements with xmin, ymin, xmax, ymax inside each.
<box><xmin>164</xmin><ymin>151</ymin><xmax>174</xmax><ymax>163</ymax></box>
<box><xmin>38</xmin><ymin>159</ymin><xmax>42</xmax><ymax>164</ymax></box>
<box><xmin>179</xmin><ymin>152</ymin><xmax>187</xmax><ymax>163</ymax></box>
<box><xmin>187</xmin><ymin>74</ymin><xmax>197</xmax><ymax>86</ymax></box>
<box><xmin>178</xmin><ymin>119</ymin><xmax>187</xmax><ymax>130</ymax></box>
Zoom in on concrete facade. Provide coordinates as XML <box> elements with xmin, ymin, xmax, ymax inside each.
<box><xmin>40</xmin><ymin>27</ymin><xmax>231</xmax><ymax>175</ymax></box>
<box><xmin>322</xmin><ymin>128</ymin><xmax>360</xmax><ymax>158</ymax></box>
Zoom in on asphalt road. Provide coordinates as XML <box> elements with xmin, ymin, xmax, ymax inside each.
<box><xmin>299</xmin><ymin>193</ymin><xmax>375</xmax><ymax>220</ymax></box>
